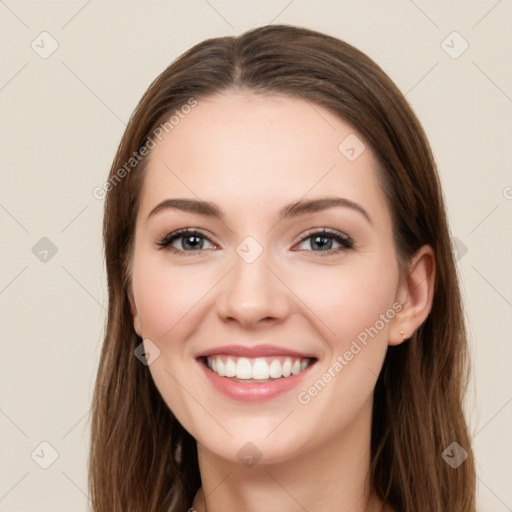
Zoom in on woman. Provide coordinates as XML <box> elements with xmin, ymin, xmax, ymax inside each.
<box><xmin>89</xmin><ymin>24</ymin><xmax>476</xmax><ymax>512</ymax></box>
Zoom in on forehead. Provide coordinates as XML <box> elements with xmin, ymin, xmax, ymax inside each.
<box><xmin>137</xmin><ymin>91</ymin><xmax>390</xmax><ymax>226</ymax></box>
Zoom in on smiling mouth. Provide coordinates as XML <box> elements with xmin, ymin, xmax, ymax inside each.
<box><xmin>199</xmin><ymin>355</ymin><xmax>317</xmax><ymax>382</ymax></box>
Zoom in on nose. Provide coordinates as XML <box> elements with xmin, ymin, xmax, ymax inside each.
<box><xmin>216</xmin><ymin>245</ymin><xmax>292</xmax><ymax>328</ymax></box>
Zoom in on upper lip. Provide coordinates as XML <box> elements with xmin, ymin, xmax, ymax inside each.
<box><xmin>196</xmin><ymin>344</ymin><xmax>317</xmax><ymax>359</ymax></box>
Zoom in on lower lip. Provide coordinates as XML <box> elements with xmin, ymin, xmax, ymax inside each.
<box><xmin>197</xmin><ymin>358</ymin><xmax>316</xmax><ymax>402</ymax></box>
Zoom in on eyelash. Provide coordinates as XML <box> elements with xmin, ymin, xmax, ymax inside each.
<box><xmin>155</xmin><ymin>228</ymin><xmax>354</xmax><ymax>257</ymax></box>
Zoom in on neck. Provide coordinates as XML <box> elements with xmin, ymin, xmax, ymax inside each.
<box><xmin>191</xmin><ymin>398</ymin><xmax>386</xmax><ymax>512</ymax></box>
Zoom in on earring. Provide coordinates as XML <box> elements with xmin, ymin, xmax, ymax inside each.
<box><xmin>399</xmin><ymin>329</ymin><xmax>406</xmax><ymax>340</ymax></box>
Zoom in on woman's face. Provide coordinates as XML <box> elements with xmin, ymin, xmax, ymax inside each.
<box><xmin>129</xmin><ymin>92</ymin><xmax>404</xmax><ymax>464</ymax></box>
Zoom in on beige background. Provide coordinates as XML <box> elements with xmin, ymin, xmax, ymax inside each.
<box><xmin>1</xmin><ymin>1</ymin><xmax>511</xmax><ymax>511</ymax></box>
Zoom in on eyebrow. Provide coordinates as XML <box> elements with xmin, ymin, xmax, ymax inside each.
<box><xmin>146</xmin><ymin>196</ymin><xmax>372</xmax><ymax>225</ymax></box>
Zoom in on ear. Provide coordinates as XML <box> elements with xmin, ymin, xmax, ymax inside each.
<box><xmin>128</xmin><ymin>285</ymin><xmax>143</xmax><ymax>338</ymax></box>
<box><xmin>389</xmin><ymin>244</ymin><xmax>435</xmax><ymax>346</ymax></box>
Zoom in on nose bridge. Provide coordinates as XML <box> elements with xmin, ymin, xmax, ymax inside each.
<box><xmin>216</xmin><ymin>237</ymin><xmax>290</xmax><ymax>325</ymax></box>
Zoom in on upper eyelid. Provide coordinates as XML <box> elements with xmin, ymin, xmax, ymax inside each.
<box><xmin>158</xmin><ymin>228</ymin><xmax>217</xmax><ymax>247</ymax></box>
<box><xmin>298</xmin><ymin>227</ymin><xmax>352</xmax><ymax>240</ymax></box>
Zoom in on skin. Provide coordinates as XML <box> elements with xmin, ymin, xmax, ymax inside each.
<box><xmin>129</xmin><ymin>91</ymin><xmax>435</xmax><ymax>512</ymax></box>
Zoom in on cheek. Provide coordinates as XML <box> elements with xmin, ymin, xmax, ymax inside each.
<box><xmin>289</xmin><ymin>263</ymin><xmax>398</xmax><ymax>434</ymax></box>
<box><xmin>130</xmin><ymin>253</ymin><xmax>214</xmax><ymax>424</ymax></box>
<box><xmin>132</xmin><ymin>253</ymin><xmax>213</xmax><ymax>340</ymax></box>
<box><xmin>289</xmin><ymin>256</ymin><xmax>399</xmax><ymax>348</ymax></box>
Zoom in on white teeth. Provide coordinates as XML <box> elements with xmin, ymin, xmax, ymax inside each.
<box><xmin>224</xmin><ymin>358</ymin><xmax>236</xmax><ymax>377</ymax></box>
<box><xmin>236</xmin><ymin>358</ymin><xmax>252</xmax><ymax>379</ymax></box>
<box><xmin>251</xmin><ymin>359</ymin><xmax>269</xmax><ymax>379</ymax></box>
<box><xmin>269</xmin><ymin>359</ymin><xmax>282</xmax><ymax>378</ymax></box>
<box><xmin>216</xmin><ymin>359</ymin><xmax>225</xmax><ymax>377</ymax></box>
<box><xmin>205</xmin><ymin>355</ymin><xmax>313</xmax><ymax>380</ymax></box>
<box><xmin>282</xmin><ymin>358</ymin><xmax>292</xmax><ymax>377</ymax></box>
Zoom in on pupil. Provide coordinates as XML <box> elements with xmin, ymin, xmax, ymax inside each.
<box><xmin>183</xmin><ymin>235</ymin><xmax>202</xmax><ymax>250</ymax></box>
<box><xmin>313</xmin><ymin>235</ymin><xmax>332</xmax><ymax>250</ymax></box>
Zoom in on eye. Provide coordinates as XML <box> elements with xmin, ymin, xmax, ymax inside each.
<box><xmin>294</xmin><ymin>228</ymin><xmax>354</xmax><ymax>256</ymax></box>
<box><xmin>155</xmin><ymin>229</ymin><xmax>217</xmax><ymax>254</ymax></box>
<box><xmin>156</xmin><ymin>227</ymin><xmax>353</xmax><ymax>256</ymax></box>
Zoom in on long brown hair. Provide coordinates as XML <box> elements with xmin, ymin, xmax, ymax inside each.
<box><xmin>89</xmin><ymin>24</ymin><xmax>476</xmax><ymax>512</ymax></box>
